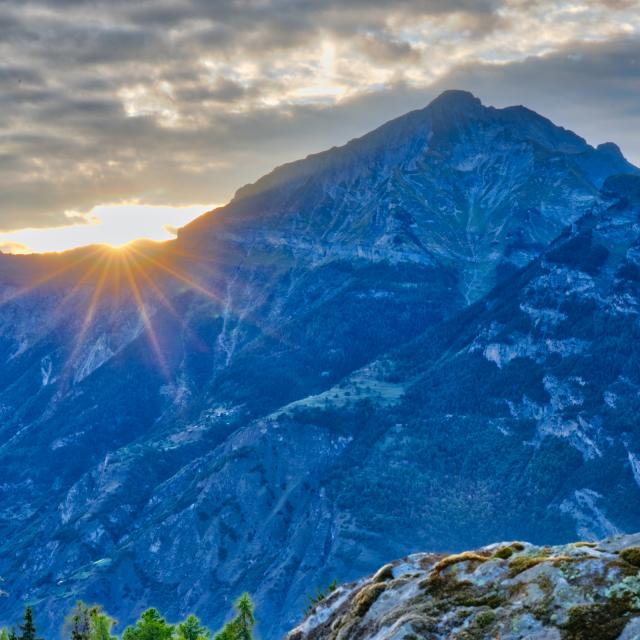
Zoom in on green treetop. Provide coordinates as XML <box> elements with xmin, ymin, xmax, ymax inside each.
<box><xmin>89</xmin><ymin>606</ymin><xmax>118</xmax><ymax>640</ymax></box>
<box><xmin>19</xmin><ymin>607</ymin><xmax>40</xmax><ymax>640</ymax></box>
<box><xmin>176</xmin><ymin>615</ymin><xmax>209</xmax><ymax>640</ymax></box>
<box><xmin>213</xmin><ymin>594</ymin><xmax>255</xmax><ymax>640</ymax></box>
<box><xmin>232</xmin><ymin>595</ymin><xmax>254</xmax><ymax>640</ymax></box>
<box><xmin>123</xmin><ymin>609</ymin><xmax>174</xmax><ymax>640</ymax></box>
<box><xmin>65</xmin><ymin>602</ymin><xmax>118</xmax><ymax>640</ymax></box>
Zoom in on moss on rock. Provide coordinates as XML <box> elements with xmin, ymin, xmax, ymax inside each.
<box><xmin>508</xmin><ymin>555</ymin><xmax>547</xmax><ymax>577</ymax></box>
<box><xmin>561</xmin><ymin>600</ymin><xmax>630</xmax><ymax>640</ymax></box>
<box><xmin>372</xmin><ymin>564</ymin><xmax>394</xmax><ymax>583</ymax></box>
<box><xmin>350</xmin><ymin>583</ymin><xmax>386</xmax><ymax>618</ymax></box>
<box><xmin>494</xmin><ymin>546</ymin><xmax>514</xmax><ymax>560</ymax></box>
<box><xmin>620</xmin><ymin>547</ymin><xmax>640</xmax><ymax>568</ymax></box>
<box><xmin>431</xmin><ymin>551</ymin><xmax>489</xmax><ymax>575</ymax></box>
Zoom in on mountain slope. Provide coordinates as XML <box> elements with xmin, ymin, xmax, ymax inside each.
<box><xmin>321</xmin><ymin>172</ymin><xmax>640</xmax><ymax>548</ymax></box>
<box><xmin>182</xmin><ymin>90</ymin><xmax>636</xmax><ymax>303</ymax></box>
<box><xmin>0</xmin><ymin>92</ymin><xmax>637</xmax><ymax>638</ymax></box>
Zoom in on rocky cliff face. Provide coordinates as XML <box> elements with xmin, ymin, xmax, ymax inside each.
<box><xmin>0</xmin><ymin>92</ymin><xmax>638</xmax><ymax>638</ymax></box>
<box><xmin>287</xmin><ymin>533</ymin><xmax>640</xmax><ymax>640</ymax></box>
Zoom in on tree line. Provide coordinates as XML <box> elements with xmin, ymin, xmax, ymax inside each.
<box><xmin>0</xmin><ymin>594</ymin><xmax>255</xmax><ymax>640</ymax></box>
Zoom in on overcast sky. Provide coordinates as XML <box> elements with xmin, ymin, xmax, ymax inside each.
<box><xmin>1</xmin><ymin>0</ymin><xmax>639</xmax><ymax>243</ymax></box>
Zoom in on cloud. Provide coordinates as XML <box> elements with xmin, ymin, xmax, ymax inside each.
<box><xmin>0</xmin><ymin>241</ymin><xmax>30</xmax><ymax>255</ymax></box>
<box><xmin>0</xmin><ymin>0</ymin><xmax>638</xmax><ymax>233</ymax></box>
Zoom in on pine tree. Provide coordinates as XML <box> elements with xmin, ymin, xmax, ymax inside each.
<box><xmin>232</xmin><ymin>595</ymin><xmax>254</xmax><ymax>640</ymax></box>
<box><xmin>212</xmin><ymin>627</ymin><xmax>235</xmax><ymax>640</ymax></box>
<box><xmin>122</xmin><ymin>608</ymin><xmax>174</xmax><ymax>640</ymax></box>
<box><xmin>177</xmin><ymin>615</ymin><xmax>209</xmax><ymax>640</ymax></box>
<box><xmin>19</xmin><ymin>607</ymin><xmax>40</xmax><ymax>640</ymax></box>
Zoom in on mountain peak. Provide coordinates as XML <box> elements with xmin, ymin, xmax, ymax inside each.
<box><xmin>598</xmin><ymin>141</ymin><xmax>624</xmax><ymax>158</ymax></box>
<box><xmin>427</xmin><ymin>89</ymin><xmax>482</xmax><ymax>112</ymax></box>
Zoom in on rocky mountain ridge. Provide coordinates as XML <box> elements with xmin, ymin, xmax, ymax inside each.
<box><xmin>0</xmin><ymin>91</ymin><xmax>638</xmax><ymax>638</ymax></box>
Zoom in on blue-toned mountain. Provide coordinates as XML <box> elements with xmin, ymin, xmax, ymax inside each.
<box><xmin>0</xmin><ymin>92</ymin><xmax>637</xmax><ymax>638</ymax></box>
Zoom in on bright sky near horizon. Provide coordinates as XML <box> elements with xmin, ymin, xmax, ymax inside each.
<box><xmin>1</xmin><ymin>0</ymin><xmax>640</xmax><ymax>253</ymax></box>
<box><xmin>0</xmin><ymin>204</ymin><xmax>213</xmax><ymax>254</ymax></box>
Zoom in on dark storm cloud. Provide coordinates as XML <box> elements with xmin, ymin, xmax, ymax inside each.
<box><xmin>0</xmin><ymin>0</ymin><xmax>638</xmax><ymax>232</ymax></box>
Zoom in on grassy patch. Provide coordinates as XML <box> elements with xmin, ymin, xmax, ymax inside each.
<box><xmin>620</xmin><ymin>547</ymin><xmax>640</xmax><ymax>568</ymax></box>
<box><xmin>431</xmin><ymin>551</ymin><xmax>490</xmax><ymax>575</ymax></box>
<box><xmin>372</xmin><ymin>564</ymin><xmax>394</xmax><ymax>583</ymax></box>
<box><xmin>351</xmin><ymin>583</ymin><xmax>386</xmax><ymax>618</ymax></box>
<box><xmin>508</xmin><ymin>555</ymin><xmax>546</xmax><ymax>577</ymax></box>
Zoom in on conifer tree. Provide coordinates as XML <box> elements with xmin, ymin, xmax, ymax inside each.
<box><xmin>176</xmin><ymin>615</ymin><xmax>209</xmax><ymax>640</ymax></box>
<box><xmin>19</xmin><ymin>607</ymin><xmax>40</xmax><ymax>640</ymax></box>
<box><xmin>123</xmin><ymin>608</ymin><xmax>174</xmax><ymax>640</ymax></box>
<box><xmin>212</xmin><ymin>627</ymin><xmax>234</xmax><ymax>640</ymax></box>
<box><xmin>232</xmin><ymin>594</ymin><xmax>254</xmax><ymax>640</ymax></box>
<box><xmin>213</xmin><ymin>593</ymin><xmax>255</xmax><ymax>640</ymax></box>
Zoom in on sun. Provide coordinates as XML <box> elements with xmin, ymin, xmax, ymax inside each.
<box><xmin>0</xmin><ymin>203</ymin><xmax>213</xmax><ymax>255</ymax></box>
<box><xmin>104</xmin><ymin>240</ymin><xmax>135</xmax><ymax>251</ymax></box>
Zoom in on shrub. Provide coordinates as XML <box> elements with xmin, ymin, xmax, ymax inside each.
<box><xmin>494</xmin><ymin>546</ymin><xmax>514</xmax><ymax>560</ymax></box>
<box><xmin>561</xmin><ymin>602</ymin><xmax>628</xmax><ymax>640</ymax></box>
<box><xmin>303</xmin><ymin>579</ymin><xmax>338</xmax><ymax>616</ymax></box>
<box><xmin>475</xmin><ymin>609</ymin><xmax>496</xmax><ymax>628</ymax></box>
<box><xmin>607</xmin><ymin>575</ymin><xmax>640</xmax><ymax>609</ymax></box>
<box><xmin>620</xmin><ymin>547</ymin><xmax>640</xmax><ymax>568</ymax></box>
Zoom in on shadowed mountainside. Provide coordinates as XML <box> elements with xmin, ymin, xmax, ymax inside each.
<box><xmin>0</xmin><ymin>91</ymin><xmax>639</xmax><ymax>638</ymax></box>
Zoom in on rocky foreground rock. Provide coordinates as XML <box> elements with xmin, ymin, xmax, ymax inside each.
<box><xmin>288</xmin><ymin>533</ymin><xmax>640</xmax><ymax>640</ymax></box>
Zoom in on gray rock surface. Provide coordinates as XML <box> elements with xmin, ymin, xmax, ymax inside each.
<box><xmin>287</xmin><ymin>534</ymin><xmax>640</xmax><ymax>640</ymax></box>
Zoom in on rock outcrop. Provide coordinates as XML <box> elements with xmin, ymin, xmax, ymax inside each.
<box><xmin>288</xmin><ymin>533</ymin><xmax>640</xmax><ymax>640</ymax></box>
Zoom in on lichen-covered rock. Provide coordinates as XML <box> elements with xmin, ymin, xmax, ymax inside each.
<box><xmin>287</xmin><ymin>533</ymin><xmax>640</xmax><ymax>640</ymax></box>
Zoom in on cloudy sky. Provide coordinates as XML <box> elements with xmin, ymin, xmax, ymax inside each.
<box><xmin>1</xmin><ymin>0</ymin><xmax>639</xmax><ymax>252</ymax></box>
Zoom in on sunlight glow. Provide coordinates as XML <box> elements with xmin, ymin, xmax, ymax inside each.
<box><xmin>0</xmin><ymin>203</ymin><xmax>214</xmax><ymax>254</ymax></box>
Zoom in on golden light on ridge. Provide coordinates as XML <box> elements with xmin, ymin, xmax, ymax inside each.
<box><xmin>0</xmin><ymin>203</ymin><xmax>214</xmax><ymax>255</ymax></box>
